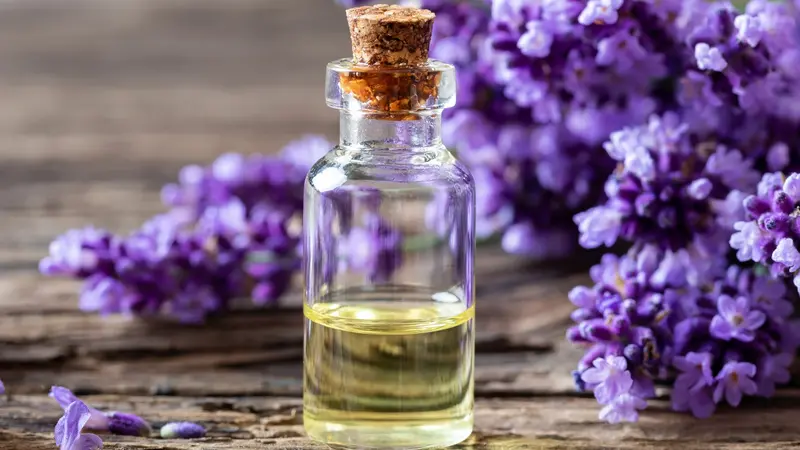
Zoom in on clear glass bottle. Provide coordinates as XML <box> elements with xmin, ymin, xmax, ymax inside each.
<box><xmin>302</xmin><ymin>7</ymin><xmax>475</xmax><ymax>449</ymax></box>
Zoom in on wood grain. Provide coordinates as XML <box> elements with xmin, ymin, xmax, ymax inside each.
<box><xmin>0</xmin><ymin>0</ymin><xmax>798</xmax><ymax>449</ymax></box>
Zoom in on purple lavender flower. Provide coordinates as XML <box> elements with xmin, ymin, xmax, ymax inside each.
<box><xmin>772</xmin><ymin>238</ymin><xmax>800</xmax><ymax>272</ymax></box>
<box><xmin>694</xmin><ymin>43</ymin><xmax>727</xmax><ymax>71</ymax></box>
<box><xmin>105</xmin><ymin>412</ymin><xmax>152</xmax><ymax>437</ymax></box>
<box><xmin>578</xmin><ymin>0</ymin><xmax>624</xmax><ymax>26</ymax></box>
<box><xmin>767</xmin><ymin>143</ymin><xmax>790</xmax><ymax>171</ymax></box>
<box><xmin>280</xmin><ymin>134</ymin><xmax>330</xmax><ymax>174</ymax></box>
<box><xmin>735</xmin><ymin>14</ymin><xmax>763</xmax><ymax>47</ymax></box>
<box><xmin>671</xmin><ymin>382</ymin><xmax>716</xmax><ymax>419</ymax></box>
<box><xmin>50</xmin><ymin>387</ymin><xmax>109</xmax><ymax>430</ymax></box>
<box><xmin>731</xmin><ymin>172</ymin><xmax>800</xmax><ymax>293</ymax></box>
<box><xmin>517</xmin><ymin>21</ymin><xmax>553</xmax><ymax>58</ymax></box>
<box><xmin>756</xmin><ymin>353</ymin><xmax>793</xmax><ymax>397</ymax></box>
<box><xmin>598</xmin><ymin>393</ymin><xmax>647</xmax><ymax>424</ymax></box>
<box><xmin>55</xmin><ymin>401</ymin><xmax>103</xmax><ymax>450</ymax></box>
<box><xmin>673</xmin><ymin>352</ymin><xmax>714</xmax><ymax>392</ymax></box>
<box><xmin>574</xmin><ymin>207</ymin><xmax>621</xmax><ymax>249</ymax></box>
<box><xmin>39</xmin><ymin>227</ymin><xmax>114</xmax><ymax>277</ymax></box>
<box><xmin>571</xmin><ymin>240</ymin><xmax>799</xmax><ymax>421</ymax></box>
<box><xmin>580</xmin><ymin>356</ymin><xmax>633</xmax><ymax>404</ymax></box>
<box><xmin>160</xmin><ymin>422</ymin><xmax>206</xmax><ymax>439</ymax></box>
<box><xmin>713</xmin><ymin>361</ymin><xmax>758</xmax><ymax>407</ymax></box>
<box><xmin>730</xmin><ymin>221</ymin><xmax>767</xmax><ymax>263</ymax></box>
<box><xmin>672</xmin><ymin>353</ymin><xmax>717</xmax><ymax>418</ymax></box>
<box><xmin>596</xmin><ymin>29</ymin><xmax>648</xmax><ymax>71</ymax></box>
<box><xmin>42</xmin><ymin>136</ymin><xmax>329</xmax><ymax>322</ymax></box>
<box><xmin>576</xmin><ymin>115</ymin><xmax>759</xmax><ymax>253</ymax></box>
<box><xmin>50</xmin><ymin>387</ymin><xmax>151</xmax><ymax>437</ymax></box>
<box><xmin>710</xmin><ymin>295</ymin><xmax>766</xmax><ymax>342</ymax></box>
<box><xmin>568</xmin><ymin>247</ymin><xmax>689</xmax><ymax>403</ymax></box>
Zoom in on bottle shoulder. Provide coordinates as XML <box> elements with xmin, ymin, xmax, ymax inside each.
<box><xmin>306</xmin><ymin>145</ymin><xmax>474</xmax><ymax>194</ymax></box>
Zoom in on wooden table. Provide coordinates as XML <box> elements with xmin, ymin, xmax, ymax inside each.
<box><xmin>0</xmin><ymin>1</ymin><xmax>797</xmax><ymax>448</ymax></box>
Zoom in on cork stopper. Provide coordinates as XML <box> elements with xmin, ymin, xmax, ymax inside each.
<box><xmin>346</xmin><ymin>4</ymin><xmax>435</xmax><ymax>67</ymax></box>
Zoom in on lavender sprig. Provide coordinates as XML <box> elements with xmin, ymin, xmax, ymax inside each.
<box><xmin>40</xmin><ymin>136</ymin><xmax>403</xmax><ymax>322</ymax></box>
<box><xmin>574</xmin><ymin>113</ymin><xmax>759</xmax><ymax>256</ymax></box>
<box><xmin>731</xmin><ymin>172</ymin><xmax>800</xmax><ymax>292</ymax></box>
<box><xmin>569</xmin><ymin>247</ymin><xmax>800</xmax><ymax>422</ymax></box>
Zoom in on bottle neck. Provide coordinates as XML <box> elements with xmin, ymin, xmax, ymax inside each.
<box><xmin>340</xmin><ymin>112</ymin><xmax>442</xmax><ymax>149</ymax></box>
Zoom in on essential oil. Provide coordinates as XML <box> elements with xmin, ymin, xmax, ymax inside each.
<box><xmin>303</xmin><ymin>287</ymin><xmax>474</xmax><ymax>449</ymax></box>
<box><xmin>302</xmin><ymin>5</ymin><xmax>475</xmax><ymax>449</ymax></box>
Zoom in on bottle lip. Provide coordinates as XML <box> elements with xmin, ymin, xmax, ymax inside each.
<box><xmin>325</xmin><ymin>58</ymin><xmax>456</xmax><ymax>114</ymax></box>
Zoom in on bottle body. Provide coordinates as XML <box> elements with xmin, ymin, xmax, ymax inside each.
<box><xmin>303</xmin><ymin>111</ymin><xmax>475</xmax><ymax>449</ymax></box>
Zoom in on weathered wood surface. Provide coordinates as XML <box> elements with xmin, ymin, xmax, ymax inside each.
<box><xmin>0</xmin><ymin>0</ymin><xmax>798</xmax><ymax>449</ymax></box>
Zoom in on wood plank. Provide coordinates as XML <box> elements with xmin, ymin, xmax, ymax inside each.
<box><xmin>2</xmin><ymin>394</ymin><xmax>800</xmax><ymax>449</ymax></box>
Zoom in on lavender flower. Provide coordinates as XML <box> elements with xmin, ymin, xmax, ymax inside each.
<box><xmin>731</xmin><ymin>172</ymin><xmax>800</xmax><ymax>293</ymax></box>
<box><xmin>598</xmin><ymin>393</ymin><xmax>647</xmax><ymax>424</ymax></box>
<box><xmin>160</xmin><ymin>422</ymin><xmax>206</xmax><ymax>439</ymax></box>
<box><xmin>55</xmin><ymin>401</ymin><xmax>103</xmax><ymax>450</ymax></box>
<box><xmin>578</xmin><ymin>0</ymin><xmax>624</xmax><ymax>26</ymax></box>
<box><xmin>41</xmin><ymin>137</ymin><xmax>333</xmax><ymax>321</ymax></box>
<box><xmin>50</xmin><ymin>387</ymin><xmax>109</xmax><ymax>430</ymax></box>
<box><xmin>575</xmin><ymin>114</ymin><xmax>759</xmax><ymax>253</ymax></box>
<box><xmin>568</xmin><ymin>247</ymin><xmax>686</xmax><ymax>407</ymax></box>
<box><xmin>569</xmin><ymin>243</ymin><xmax>799</xmax><ymax>421</ymax></box>
<box><xmin>573</xmin><ymin>207</ymin><xmax>621</xmax><ymax>249</ymax></box>
<box><xmin>425</xmin><ymin>0</ymin><xmax>613</xmax><ymax>259</ymax></box>
<box><xmin>709</xmin><ymin>295</ymin><xmax>766</xmax><ymax>342</ymax></box>
<box><xmin>50</xmin><ymin>386</ymin><xmax>151</xmax><ymax>437</ymax></box>
<box><xmin>580</xmin><ymin>355</ymin><xmax>633</xmax><ymax>404</ymax></box>
<box><xmin>695</xmin><ymin>43</ymin><xmax>728</xmax><ymax>71</ymax></box>
<box><xmin>714</xmin><ymin>361</ymin><xmax>758</xmax><ymax>407</ymax></box>
<box><xmin>672</xmin><ymin>352</ymin><xmax>716</xmax><ymax>418</ymax></box>
<box><xmin>39</xmin><ymin>227</ymin><xmax>115</xmax><ymax>277</ymax></box>
<box><xmin>734</xmin><ymin>14</ymin><xmax>763</xmax><ymax>47</ymax></box>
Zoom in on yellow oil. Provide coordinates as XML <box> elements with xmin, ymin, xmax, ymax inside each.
<box><xmin>303</xmin><ymin>298</ymin><xmax>475</xmax><ymax>449</ymax></box>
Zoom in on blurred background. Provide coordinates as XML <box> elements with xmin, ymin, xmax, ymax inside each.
<box><xmin>0</xmin><ymin>0</ymin><xmax>348</xmax><ymax>264</ymax></box>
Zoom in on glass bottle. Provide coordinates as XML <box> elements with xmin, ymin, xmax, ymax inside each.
<box><xmin>302</xmin><ymin>5</ymin><xmax>475</xmax><ymax>450</ymax></box>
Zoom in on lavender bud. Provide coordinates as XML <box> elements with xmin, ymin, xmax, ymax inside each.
<box><xmin>570</xmin><ymin>308</ymin><xmax>595</xmax><ymax>322</ymax></box>
<box><xmin>580</xmin><ymin>320</ymin><xmax>615</xmax><ymax>342</ymax></box>
<box><xmin>579</xmin><ymin>345</ymin><xmax>606</xmax><ymax>371</ymax></box>
<box><xmin>758</xmin><ymin>213</ymin><xmax>790</xmax><ymax>234</ymax></box>
<box><xmin>791</xmin><ymin>218</ymin><xmax>800</xmax><ymax>237</ymax></box>
<box><xmin>619</xmin><ymin>221</ymin><xmax>640</xmax><ymax>241</ymax></box>
<box><xmin>623</xmin><ymin>344</ymin><xmax>643</xmax><ymax>366</ymax></box>
<box><xmin>772</xmin><ymin>191</ymin><xmax>794</xmax><ymax>214</ymax></box>
<box><xmin>621</xmin><ymin>299</ymin><xmax>638</xmax><ymax>320</ymax></box>
<box><xmin>160</xmin><ymin>421</ymin><xmax>206</xmax><ymax>439</ymax></box>
<box><xmin>744</xmin><ymin>195</ymin><xmax>770</xmax><ymax>218</ymax></box>
<box><xmin>686</xmin><ymin>178</ymin><xmax>712</xmax><ymax>200</ymax></box>
<box><xmin>106</xmin><ymin>412</ymin><xmax>152</xmax><ymax>437</ymax></box>
<box><xmin>659</xmin><ymin>186</ymin><xmax>674</xmax><ymax>202</ymax></box>
<box><xmin>657</xmin><ymin>207</ymin><xmax>677</xmax><ymax>228</ymax></box>
<box><xmin>566</xmin><ymin>325</ymin><xmax>586</xmax><ymax>343</ymax></box>
<box><xmin>635</xmin><ymin>192</ymin><xmax>656</xmax><ymax>217</ymax></box>
<box><xmin>610</xmin><ymin>316</ymin><xmax>631</xmax><ymax>337</ymax></box>
<box><xmin>571</xmin><ymin>370</ymin><xmax>587</xmax><ymax>392</ymax></box>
